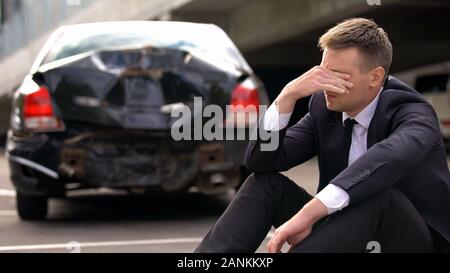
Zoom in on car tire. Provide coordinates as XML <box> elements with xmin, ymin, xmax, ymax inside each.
<box><xmin>16</xmin><ymin>192</ymin><xmax>48</xmax><ymax>220</ymax></box>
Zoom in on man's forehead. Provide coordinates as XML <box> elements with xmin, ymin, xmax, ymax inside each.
<box><xmin>321</xmin><ymin>48</ymin><xmax>361</xmax><ymax>72</ymax></box>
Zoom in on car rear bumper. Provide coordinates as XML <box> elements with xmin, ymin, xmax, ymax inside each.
<box><xmin>7</xmin><ymin>129</ymin><xmax>247</xmax><ymax>196</ymax></box>
<box><xmin>7</xmin><ymin>157</ymin><xmax>64</xmax><ymax>197</ymax></box>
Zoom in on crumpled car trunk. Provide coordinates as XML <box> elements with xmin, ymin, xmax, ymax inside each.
<box><xmin>36</xmin><ymin>46</ymin><xmax>240</xmax><ymax>129</ymax></box>
<box><xmin>32</xmin><ymin>46</ymin><xmax>243</xmax><ymax>193</ymax></box>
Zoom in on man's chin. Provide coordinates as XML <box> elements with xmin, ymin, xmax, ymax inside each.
<box><xmin>325</xmin><ymin>101</ymin><xmax>341</xmax><ymax>112</ymax></box>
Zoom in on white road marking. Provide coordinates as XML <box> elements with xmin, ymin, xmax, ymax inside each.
<box><xmin>0</xmin><ymin>233</ymin><xmax>276</xmax><ymax>252</ymax></box>
<box><xmin>0</xmin><ymin>210</ymin><xmax>17</xmax><ymax>216</ymax></box>
<box><xmin>0</xmin><ymin>238</ymin><xmax>203</xmax><ymax>252</ymax></box>
<box><xmin>0</xmin><ymin>189</ymin><xmax>15</xmax><ymax>197</ymax></box>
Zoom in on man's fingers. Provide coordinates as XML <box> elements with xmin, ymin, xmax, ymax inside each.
<box><xmin>317</xmin><ymin>66</ymin><xmax>351</xmax><ymax>80</ymax></box>
<box><xmin>320</xmin><ymin>78</ymin><xmax>346</xmax><ymax>91</ymax></box>
<box><xmin>268</xmin><ymin>237</ymin><xmax>281</xmax><ymax>253</ymax></box>
<box><xmin>267</xmin><ymin>233</ymin><xmax>285</xmax><ymax>253</ymax></box>
<box><xmin>319</xmin><ymin>83</ymin><xmax>346</xmax><ymax>94</ymax></box>
<box><xmin>288</xmin><ymin>244</ymin><xmax>295</xmax><ymax>253</ymax></box>
<box><xmin>332</xmin><ymin>75</ymin><xmax>354</xmax><ymax>89</ymax></box>
<box><xmin>286</xmin><ymin>232</ymin><xmax>306</xmax><ymax>252</ymax></box>
<box><xmin>340</xmin><ymin>78</ymin><xmax>354</xmax><ymax>89</ymax></box>
<box><xmin>267</xmin><ymin>237</ymin><xmax>275</xmax><ymax>253</ymax></box>
<box><xmin>332</xmin><ymin>71</ymin><xmax>351</xmax><ymax>80</ymax></box>
<box><xmin>321</xmin><ymin>75</ymin><xmax>353</xmax><ymax>90</ymax></box>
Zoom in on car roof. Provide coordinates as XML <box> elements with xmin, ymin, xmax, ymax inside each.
<box><xmin>31</xmin><ymin>21</ymin><xmax>252</xmax><ymax>74</ymax></box>
<box><xmin>57</xmin><ymin>21</ymin><xmax>221</xmax><ymax>34</ymax></box>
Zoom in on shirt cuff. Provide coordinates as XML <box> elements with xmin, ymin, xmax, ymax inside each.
<box><xmin>315</xmin><ymin>184</ymin><xmax>350</xmax><ymax>215</ymax></box>
<box><xmin>263</xmin><ymin>102</ymin><xmax>292</xmax><ymax>131</ymax></box>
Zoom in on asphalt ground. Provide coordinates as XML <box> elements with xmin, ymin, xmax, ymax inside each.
<box><xmin>0</xmin><ymin>151</ymin><xmax>319</xmax><ymax>253</ymax></box>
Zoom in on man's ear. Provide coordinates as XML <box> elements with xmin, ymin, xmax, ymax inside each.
<box><xmin>369</xmin><ymin>66</ymin><xmax>385</xmax><ymax>88</ymax></box>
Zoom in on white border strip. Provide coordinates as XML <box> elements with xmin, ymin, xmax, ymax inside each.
<box><xmin>6</xmin><ymin>155</ymin><xmax>59</xmax><ymax>179</ymax></box>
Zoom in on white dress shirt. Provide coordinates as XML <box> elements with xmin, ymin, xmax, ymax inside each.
<box><xmin>263</xmin><ymin>89</ymin><xmax>382</xmax><ymax>215</ymax></box>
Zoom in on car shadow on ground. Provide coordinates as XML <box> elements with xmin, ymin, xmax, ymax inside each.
<box><xmin>43</xmin><ymin>191</ymin><xmax>233</xmax><ymax>223</ymax></box>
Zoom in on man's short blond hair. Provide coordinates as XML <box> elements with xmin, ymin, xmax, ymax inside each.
<box><xmin>318</xmin><ymin>18</ymin><xmax>393</xmax><ymax>79</ymax></box>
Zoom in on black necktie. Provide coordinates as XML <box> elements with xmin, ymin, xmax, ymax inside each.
<box><xmin>343</xmin><ymin>118</ymin><xmax>358</xmax><ymax>166</ymax></box>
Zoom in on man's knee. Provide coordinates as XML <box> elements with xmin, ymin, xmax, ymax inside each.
<box><xmin>238</xmin><ymin>172</ymin><xmax>293</xmax><ymax>199</ymax></box>
<box><xmin>241</xmin><ymin>172</ymin><xmax>289</xmax><ymax>190</ymax></box>
<box><xmin>355</xmin><ymin>187</ymin><xmax>403</xmax><ymax>210</ymax></box>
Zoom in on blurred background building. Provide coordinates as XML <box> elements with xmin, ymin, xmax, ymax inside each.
<box><xmin>1</xmin><ymin>0</ymin><xmax>450</xmax><ymax>138</ymax></box>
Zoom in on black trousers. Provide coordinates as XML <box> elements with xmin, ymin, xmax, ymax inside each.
<box><xmin>195</xmin><ymin>173</ymin><xmax>435</xmax><ymax>253</ymax></box>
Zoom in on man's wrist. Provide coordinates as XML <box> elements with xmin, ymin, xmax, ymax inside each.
<box><xmin>297</xmin><ymin>198</ymin><xmax>328</xmax><ymax>225</ymax></box>
<box><xmin>276</xmin><ymin>90</ymin><xmax>299</xmax><ymax>114</ymax></box>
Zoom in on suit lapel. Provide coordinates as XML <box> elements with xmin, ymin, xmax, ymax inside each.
<box><xmin>367</xmin><ymin>90</ymin><xmax>386</xmax><ymax>149</ymax></box>
<box><xmin>367</xmin><ymin>121</ymin><xmax>376</xmax><ymax>150</ymax></box>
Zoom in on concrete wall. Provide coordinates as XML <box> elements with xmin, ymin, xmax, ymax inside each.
<box><xmin>0</xmin><ymin>0</ymin><xmax>194</xmax><ymax>135</ymax></box>
<box><xmin>0</xmin><ymin>0</ymin><xmax>193</xmax><ymax>98</ymax></box>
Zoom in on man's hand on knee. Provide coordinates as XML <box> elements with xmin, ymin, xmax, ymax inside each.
<box><xmin>267</xmin><ymin>198</ymin><xmax>328</xmax><ymax>253</ymax></box>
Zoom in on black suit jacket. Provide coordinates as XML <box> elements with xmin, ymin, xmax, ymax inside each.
<box><xmin>245</xmin><ymin>76</ymin><xmax>450</xmax><ymax>242</ymax></box>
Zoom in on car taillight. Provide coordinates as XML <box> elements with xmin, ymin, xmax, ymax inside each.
<box><xmin>227</xmin><ymin>78</ymin><xmax>260</xmax><ymax>128</ymax></box>
<box><xmin>230</xmin><ymin>78</ymin><xmax>260</xmax><ymax>111</ymax></box>
<box><xmin>441</xmin><ymin>119</ymin><xmax>450</xmax><ymax>127</ymax></box>
<box><xmin>23</xmin><ymin>86</ymin><xmax>64</xmax><ymax>132</ymax></box>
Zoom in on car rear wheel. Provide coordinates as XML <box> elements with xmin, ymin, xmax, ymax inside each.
<box><xmin>16</xmin><ymin>192</ymin><xmax>48</xmax><ymax>220</ymax></box>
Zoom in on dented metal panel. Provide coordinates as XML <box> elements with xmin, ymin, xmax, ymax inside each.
<box><xmin>59</xmin><ymin>130</ymin><xmax>200</xmax><ymax>190</ymax></box>
<box><xmin>37</xmin><ymin>46</ymin><xmax>240</xmax><ymax>130</ymax></box>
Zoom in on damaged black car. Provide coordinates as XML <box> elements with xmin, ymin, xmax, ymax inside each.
<box><xmin>6</xmin><ymin>21</ymin><xmax>269</xmax><ymax>220</ymax></box>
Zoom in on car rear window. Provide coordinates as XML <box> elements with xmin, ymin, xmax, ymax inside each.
<box><xmin>42</xmin><ymin>23</ymin><xmax>250</xmax><ymax>71</ymax></box>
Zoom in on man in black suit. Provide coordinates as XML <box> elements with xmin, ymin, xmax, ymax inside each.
<box><xmin>195</xmin><ymin>18</ymin><xmax>450</xmax><ymax>253</ymax></box>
